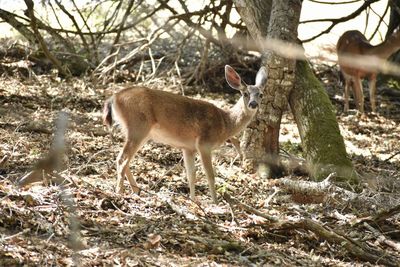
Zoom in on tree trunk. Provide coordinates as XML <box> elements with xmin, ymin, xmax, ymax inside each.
<box><xmin>234</xmin><ymin>0</ymin><xmax>300</xmax><ymax>177</ymax></box>
<box><xmin>290</xmin><ymin>60</ymin><xmax>358</xmax><ymax>183</ymax></box>
<box><xmin>233</xmin><ymin>0</ymin><xmax>272</xmax><ymax>48</ymax></box>
<box><xmin>233</xmin><ymin>0</ymin><xmax>358</xmax><ymax>183</ymax></box>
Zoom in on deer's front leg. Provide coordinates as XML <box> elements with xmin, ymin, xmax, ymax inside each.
<box><xmin>229</xmin><ymin>137</ymin><xmax>243</xmax><ymax>164</ymax></box>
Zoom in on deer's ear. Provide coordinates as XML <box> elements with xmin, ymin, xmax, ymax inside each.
<box><xmin>255</xmin><ymin>66</ymin><xmax>268</xmax><ymax>88</ymax></box>
<box><xmin>225</xmin><ymin>65</ymin><xmax>241</xmax><ymax>90</ymax></box>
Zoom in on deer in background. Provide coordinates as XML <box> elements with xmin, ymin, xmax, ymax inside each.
<box><xmin>103</xmin><ymin>65</ymin><xmax>267</xmax><ymax>203</ymax></box>
<box><xmin>337</xmin><ymin>30</ymin><xmax>400</xmax><ymax>113</ymax></box>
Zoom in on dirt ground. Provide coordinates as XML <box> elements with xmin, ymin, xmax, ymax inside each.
<box><xmin>0</xmin><ymin>73</ymin><xmax>399</xmax><ymax>266</ymax></box>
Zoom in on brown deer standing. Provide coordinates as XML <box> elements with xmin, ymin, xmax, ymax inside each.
<box><xmin>337</xmin><ymin>30</ymin><xmax>400</xmax><ymax>113</ymax></box>
<box><xmin>103</xmin><ymin>65</ymin><xmax>267</xmax><ymax>203</ymax></box>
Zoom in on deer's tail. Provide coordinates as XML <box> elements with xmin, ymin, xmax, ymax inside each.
<box><xmin>102</xmin><ymin>97</ymin><xmax>113</xmax><ymax>128</ymax></box>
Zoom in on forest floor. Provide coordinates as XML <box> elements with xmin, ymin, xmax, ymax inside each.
<box><xmin>0</xmin><ymin>71</ymin><xmax>400</xmax><ymax>266</ymax></box>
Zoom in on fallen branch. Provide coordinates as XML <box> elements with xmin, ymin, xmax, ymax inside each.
<box><xmin>278</xmin><ymin>174</ymin><xmax>384</xmax><ymax>208</ymax></box>
<box><xmin>355</xmin><ymin>204</ymin><xmax>400</xmax><ymax>225</ymax></box>
<box><xmin>280</xmin><ymin>173</ymin><xmax>335</xmax><ymax>195</ymax></box>
<box><xmin>363</xmin><ymin>222</ymin><xmax>400</xmax><ymax>253</ymax></box>
<box><xmin>289</xmin><ymin>218</ymin><xmax>400</xmax><ymax>266</ymax></box>
<box><xmin>223</xmin><ymin>192</ymin><xmax>400</xmax><ymax>266</ymax></box>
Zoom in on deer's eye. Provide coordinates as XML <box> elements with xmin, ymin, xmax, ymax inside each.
<box><xmin>243</xmin><ymin>92</ymin><xmax>249</xmax><ymax>97</ymax></box>
<box><xmin>259</xmin><ymin>93</ymin><xmax>264</xmax><ymax>99</ymax></box>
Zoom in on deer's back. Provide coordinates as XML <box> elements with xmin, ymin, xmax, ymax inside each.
<box><xmin>337</xmin><ymin>30</ymin><xmax>373</xmax><ymax>55</ymax></box>
<box><xmin>337</xmin><ymin>30</ymin><xmax>375</xmax><ymax>77</ymax></box>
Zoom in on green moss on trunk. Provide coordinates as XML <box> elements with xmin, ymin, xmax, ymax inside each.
<box><xmin>290</xmin><ymin>60</ymin><xmax>358</xmax><ymax>184</ymax></box>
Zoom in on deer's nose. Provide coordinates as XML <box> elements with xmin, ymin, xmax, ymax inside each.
<box><xmin>248</xmin><ymin>101</ymin><xmax>258</xmax><ymax>109</ymax></box>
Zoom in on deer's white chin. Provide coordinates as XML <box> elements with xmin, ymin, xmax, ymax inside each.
<box><xmin>246</xmin><ymin>107</ymin><xmax>258</xmax><ymax>115</ymax></box>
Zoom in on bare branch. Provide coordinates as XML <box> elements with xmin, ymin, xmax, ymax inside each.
<box><xmin>23</xmin><ymin>0</ymin><xmax>70</xmax><ymax>77</ymax></box>
<box><xmin>368</xmin><ymin>2</ymin><xmax>390</xmax><ymax>41</ymax></box>
<box><xmin>0</xmin><ymin>8</ymin><xmax>36</xmax><ymax>44</ymax></box>
<box><xmin>71</xmin><ymin>0</ymin><xmax>98</xmax><ymax>60</ymax></box>
<box><xmin>300</xmin><ymin>0</ymin><xmax>380</xmax><ymax>42</ymax></box>
<box><xmin>110</xmin><ymin>0</ymin><xmax>135</xmax><ymax>51</ymax></box>
<box><xmin>54</xmin><ymin>0</ymin><xmax>91</xmax><ymax>56</ymax></box>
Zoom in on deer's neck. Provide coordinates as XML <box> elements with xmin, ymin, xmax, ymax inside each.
<box><xmin>224</xmin><ymin>96</ymin><xmax>256</xmax><ymax>139</ymax></box>
<box><xmin>367</xmin><ymin>33</ymin><xmax>400</xmax><ymax>59</ymax></box>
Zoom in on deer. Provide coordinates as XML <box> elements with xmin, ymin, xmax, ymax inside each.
<box><xmin>102</xmin><ymin>65</ymin><xmax>267</xmax><ymax>204</ymax></box>
<box><xmin>337</xmin><ymin>30</ymin><xmax>400</xmax><ymax>113</ymax></box>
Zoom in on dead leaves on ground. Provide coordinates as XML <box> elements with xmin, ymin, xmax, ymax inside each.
<box><xmin>0</xmin><ymin>75</ymin><xmax>400</xmax><ymax>266</ymax></box>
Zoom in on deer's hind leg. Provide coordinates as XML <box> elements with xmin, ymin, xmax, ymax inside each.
<box><xmin>352</xmin><ymin>76</ymin><xmax>364</xmax><ymax>113</ymax></box>
<box><xmin>197</xmin><ymin>146</ymin><xmax>217</xmax><ymax>204</ymax></box>
<box><xmin>116</xmin><ymin>124</ymin><xmax>150</xmax><ymax>194</ymax></box>
<box><xmin>343</xmin><ymin>75</ymin><xmax>352</xmax><ymax>113</ymax></box>
<box><xmin>183</xmin><ymin>149</ymin><xmax>196</xmax><ymax>201</ymax></box>
<box><xmin>369</xmin><ymin>73</ymin><xmax>377</xmax><ymax>112</ymax></box>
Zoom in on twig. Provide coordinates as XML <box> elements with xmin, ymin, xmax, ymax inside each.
<box><xmin>163</xmin><ymin>195</ymin><xmax>199</xmax><ymax>221</ymax></box>
<box><xmin>174</xmin><ymin>61</ymin><xmax>184</xmax><ymax>95</ymax></box>
<box><xmin>225</xmin><ymin>197</ymin><xmax>240</xmax><ymax>226</ymax></box>
<box><xmin>222</xmin><ymin>192</ymin><xmax>278</xmax><ymax>222</ymax></box>
<box><xmin>54</xmin><ymin>0</ymin><xmax>91</xmax><ymax>58</ymax></box>
<box><xmin>263</xmin><ymin>186</ymin><xmax>280</xmax><ymax>207</ymax></box>
<box><xmin>377</xmin><ymin>235</ymin><xmax>400</xmax><ymax>252</ymax></box>
<box><xmin>2</xmin><ymin>228</ymin><xmax>30</xmax><ymax>241</ymax></box>
<box><xmin>148</xmin><ymin>47</ymin><xmax>156</xmax><ymax>78</ymax></box>
<box><xmin>109</xmin><ymin>0</ymin><xmax>135</xmax><ymax>55</ymax></box>
<box><xmin>0</xmin><ymin>154</ymin><xmax>9</xmax><ymax>168</ymax></box>
<box><xmin>384</xmin><ymin>150</ymin><xmax>400</xmax><ymax>162</ymax></box>
<box><xmin>97</xmin><ymin>20</ymin><xmax>178</xmax><ymax>78</ymax></box>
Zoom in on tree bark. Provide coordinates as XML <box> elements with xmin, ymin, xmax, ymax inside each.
<box><xmin>233</xmin><ymin>0</ymin><xmax>272</xmax><ymax>48</ymax></box>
